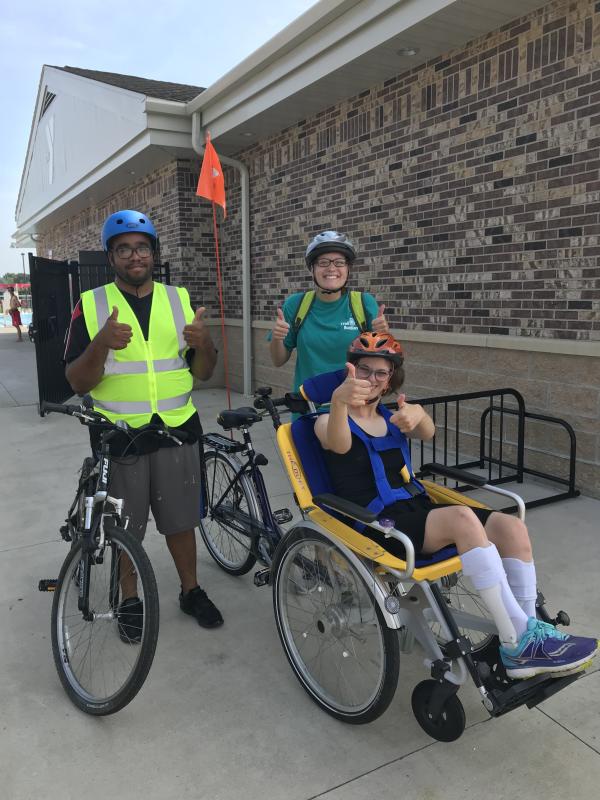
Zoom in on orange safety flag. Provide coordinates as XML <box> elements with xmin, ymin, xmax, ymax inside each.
<box><xmin>196</xmin><ymin>133</ymin><xmax>226</xmax><ymax>217</ymax></box>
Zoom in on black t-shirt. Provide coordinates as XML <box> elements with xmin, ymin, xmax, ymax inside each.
<box><xmin>64</xmin><ymin>289</ymin><xmax>202</xmax><ymax>456</ymax></box>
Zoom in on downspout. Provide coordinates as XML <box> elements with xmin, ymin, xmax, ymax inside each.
<box><xmin>191</xmin><ymin>111</ymin><xmax>252</xmax><ymax>396</ymax></box>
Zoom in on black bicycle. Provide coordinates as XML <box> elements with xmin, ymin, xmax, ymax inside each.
<box><xmin>38</xmin><ymin>400</ymin><xmax>183</xmax><ymax>715</ymax></box>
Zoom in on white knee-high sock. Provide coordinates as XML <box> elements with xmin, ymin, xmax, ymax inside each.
<box><xmin>502</xmin><ymin>558</ymin><xmax>537</xmax><ymax>619</ymax></box>
<box><xmin>460</xmin><ymin>544</ymin><xmax>529</xmax><ymax>645</ymax></box>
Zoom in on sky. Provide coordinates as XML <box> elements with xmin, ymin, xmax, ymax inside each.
<box><xmin>0</xmin><ymin>0</ymin><xmax>316</xmax><ymax>278</ymax></box>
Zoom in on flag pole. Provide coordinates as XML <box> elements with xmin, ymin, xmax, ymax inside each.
<box><xmin>195</xmin><ymin>129</ymin><xmax>231</xmax><ymax>410</ymax></box>
<box><xmin>211</xmin><ymin>200</ymin><xmax>231</xmax><ymax>410</ymax></box>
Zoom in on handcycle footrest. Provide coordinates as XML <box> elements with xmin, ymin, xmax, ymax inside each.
<box><xmin>488</xmin><ymin>670</ymin><xmax>583</xmax><ymax>717</ymax></box>
<box><xmin>38</xmin><ymin>579</ymin><xmax>58</xmax><ymax>592</ymax></box>
<box><xmin>203</xmin><ymin>433</ymin><xmax>247</xmax><ymax>453</ymax></box>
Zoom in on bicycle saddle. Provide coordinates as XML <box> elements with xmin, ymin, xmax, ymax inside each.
<box><xmin>217</xmin><ymin>407</ymin><xmax>262</xmax><ymax>430</ymax></box>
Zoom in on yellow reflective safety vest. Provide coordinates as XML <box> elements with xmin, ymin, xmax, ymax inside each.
<box><xmin>81</xmin><ymin>282</ymin><xmax>196</xmax><ymax>428</ymax></box>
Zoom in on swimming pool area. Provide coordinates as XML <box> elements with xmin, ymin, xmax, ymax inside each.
<box><xmin>1</xmin><ymin>311</ymin><xmax>32</xmax><ymax>327</ymax></box>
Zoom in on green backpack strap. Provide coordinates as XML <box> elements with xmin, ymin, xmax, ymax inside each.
<box><xmin>293</xmin><ymin>289</ymin><xmax>367</xmax><ymax>333</ymax></box>
<box><xmin>293</xmin><ymin>290</ymin><xmax>317</xmax><ymax>333</ymax></box>
<box><xmin>349</xmin><ymin>290</ymin><xmax>368</xmax><ymax>333</ymax></box>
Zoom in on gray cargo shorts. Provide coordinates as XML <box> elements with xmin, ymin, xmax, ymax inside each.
<box><xmin>108</xmin><ymin>443</ymin><xmax>202</xmax><ymax>540</ymax></box>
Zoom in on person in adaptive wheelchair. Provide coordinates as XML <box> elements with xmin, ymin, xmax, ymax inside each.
<box><xmin>312</xmin><ymin>331</ymin><xmax>598</xmax><ymax>680</ymax></box>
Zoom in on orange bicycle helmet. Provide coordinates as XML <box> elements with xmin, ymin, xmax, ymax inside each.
<box><xmin>347</xmin><ymin>332</ymin><xmax>404</xmax><ymax>366</ymax></box>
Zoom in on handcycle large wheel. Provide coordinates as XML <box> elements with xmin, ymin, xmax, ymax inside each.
<box><xmin>429</xmin><ymin>571</ymin><xmax>495</xmax><ymax>653</ymax></box>
<box><xmin>51</xmin><ymin>524</ymin><xmax>159</xmax><ymax>715</ymax></box>
<box><xmin>272</xmin><ymin>528</ymin><xmax>400</xmax><ymax>724</ymax></box>
<box><xmin>199</xmin><ymin>450</ymin><xmax>259</xmax><ymax>575</ymax></box>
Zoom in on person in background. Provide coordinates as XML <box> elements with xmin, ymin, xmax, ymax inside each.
<box><xmin>7</xmin><ymin>287</ymin><xmax>23</xmax><ymax>342</ymax></box>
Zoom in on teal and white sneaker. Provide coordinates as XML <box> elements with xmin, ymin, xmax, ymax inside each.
<box><xmin>500</xmin><ymin>618</ymin><xmax>598</xmax><ymax>679</ymax></box>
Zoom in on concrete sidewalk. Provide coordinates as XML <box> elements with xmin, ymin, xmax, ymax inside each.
<box><xmin>1</xmin><ymin>326</ymin><xmax>599</xmax><ymax>800</ymax></box>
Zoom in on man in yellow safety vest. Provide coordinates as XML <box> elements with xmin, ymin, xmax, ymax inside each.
<box><xmin>64</xmin><ymin>209</ymin><xmax>223</xmax><ymax>639</ymax></box>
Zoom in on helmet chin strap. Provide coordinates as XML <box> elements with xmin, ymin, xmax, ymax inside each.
<box><xmin>312</xmin><ymin>272</ymin><xmax>349</xmax><ymax>295</ymax></box>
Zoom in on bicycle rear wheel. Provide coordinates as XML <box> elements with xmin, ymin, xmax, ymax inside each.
<box><xmin>51</xmin><ymin>524</ymin><xmax>159</xmax><ymax>715</ymax></box>
<box><xmin>199</xmin><ymin>450</ymin><xmax>259</xmax><ymax>575</ymax></box>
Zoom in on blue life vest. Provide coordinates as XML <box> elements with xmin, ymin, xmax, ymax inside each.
<box><xmin>348</xmin><ymin>405</ymin><xmax>426</xmax><ymax>519</ymax></box>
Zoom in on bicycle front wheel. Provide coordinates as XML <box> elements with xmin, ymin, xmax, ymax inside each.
<box><xmin>199</xmin><ymin>450</ymin><xmax>259</xmax><ymax>575</ymax></box>
<box><xmin>51</xmin><ymin>524</ymin><xmax>159</xmax><ymax>715</ymax></box>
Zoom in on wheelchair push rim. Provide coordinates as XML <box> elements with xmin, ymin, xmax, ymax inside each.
<box><xmin>272</xmin><ymin>528</ymin><xmax>399</xmax><ymax>724</ymax></box>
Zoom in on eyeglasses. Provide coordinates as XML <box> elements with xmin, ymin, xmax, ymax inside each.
<box><xmin>111</xmin><ymin>244</ymin><xmax>153</xmax><ymax>259</ymax></box>
<box><xmin>314</xmin><ymin>257</ymin><xmax>348</xmax><ymax>269</ymax></box>
<box><xmin>355</xmin><ymin>365</ymin><xmax>393</xmax><ymax>382</ymax></box>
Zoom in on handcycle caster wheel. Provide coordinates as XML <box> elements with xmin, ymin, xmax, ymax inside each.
<box><xmin>411</xmin><ymin>680</ymin><xmax>466</xmax><ymax>742</ymax></box>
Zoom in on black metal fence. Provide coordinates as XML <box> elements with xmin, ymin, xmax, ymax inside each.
<box><xmin>402</xmin><ymin>388</ymin><xmax>579</xmax><ymax>511</ymax></box>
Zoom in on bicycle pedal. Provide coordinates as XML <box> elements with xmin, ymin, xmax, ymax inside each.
<box><xmin>59</xmin><ymin>524</ymin><xmax>72</xmax><ymax>542</ymax></box>
<box><xmin>38</xmin><ymin>579</ymin><xmax>58</xmax><ymax>592</ymax></box>
<box><xmin>273</xmin><ymin>508</ymin><xmax>293</xmax><ymax>524</ymax></box>
<box><xmin>253</xmin><ymin>568</ymin><xmax>271</xmax><ymax>587</ymax></box>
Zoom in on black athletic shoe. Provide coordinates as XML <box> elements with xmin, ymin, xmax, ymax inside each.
<box><xmin>118</xmin><ymin>596</ymin><xmax>143</xmax><ymax>643</ymax></box>
<box><xmin>179</xmin><ymin>587</ymin><xmax>224</xmax><ymax>628</ymax></box>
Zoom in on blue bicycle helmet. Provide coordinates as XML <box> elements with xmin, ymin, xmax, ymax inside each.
<box><xmin>305</xmin><ymin>230</ymin><xmax>356</xmax><ymax>269</ymax></box>
<box><xmin>101</xmin><ymin>210</ymin><xmax>157</xmax><ymax>251</ymax></box>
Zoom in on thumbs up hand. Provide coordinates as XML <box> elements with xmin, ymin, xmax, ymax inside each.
<box><xmin>183</xmin><ymin>306</ymin><xmax>212</xmax><ymax>349</ymax></box>
<box><xmin>332</xmin><ymin>362</ymin><xmax>373</xmax><ymax>407</ymax></box>
<box><xmin>371</xmin><ymin>303</ymin><xmax>389</xmax><ymax>333</ymax></box>
<box><xmin>390</xmin><ymin>394</ymin><xmax>425</xmax><ymax>434</ymax></box>
<box><xmin>272</xmin><ymin>306</ymin><xmax>290</xmax><ymax>341</ymax></box>
<box><xmin>99</xmin><ymin>305</ymin><xmax>133</xmax><ymax>350</ymax></box>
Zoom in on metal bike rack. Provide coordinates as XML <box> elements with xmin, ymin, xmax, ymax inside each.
<box><xmin>402</xmin><ymin>388</ymin><xmax>579</xmax><ymax>512</ymax></box>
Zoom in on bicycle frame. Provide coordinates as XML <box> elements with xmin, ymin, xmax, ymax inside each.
<box><xmin>76</xmin><ymin>436</ymin><xmax>126</xmax><ymax>619</ymax></box>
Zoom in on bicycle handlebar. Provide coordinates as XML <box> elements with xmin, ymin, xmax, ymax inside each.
<box><xmin>41</xmin><ymin>400</ymin><xmax>190</xmax><ymax>445</ymax></box>
<box><xmin>40</xmin><ymin>400</ymin><xmax>84</xmax><ymax>417</ymax></box>
<box><xmin>253</xmin><ymin>395</ymin><xmax>289</xmax><ymax>411</ymax></box>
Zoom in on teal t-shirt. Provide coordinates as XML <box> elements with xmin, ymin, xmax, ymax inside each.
<box><xmin>279</xmin><ymin>291</ymin><xmax>378</xmax><ymax>391</ymax></box>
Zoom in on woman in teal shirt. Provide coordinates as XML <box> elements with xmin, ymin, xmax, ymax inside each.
<box><xmin>269</xmin><ymin>231</ymin><xmax>389</xmax><ymax>391</ymax></box>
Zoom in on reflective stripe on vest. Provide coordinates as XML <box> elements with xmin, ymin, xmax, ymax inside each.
<box><xmin>348</xmin><ymin>405</ymin><xmax>425</xmax><ymax>519</ymax></box>
<box><xmin>103</xmin><ymin>356</ymin><xmax>187</xmax><ymax>375</ymax></box>
<box><xmin>93</xmin><ymin>392</ymin><xmax>192</xmax><ymax>415</ymax></box>
<box><xmin>81</xmin><ymin>282</ymin><xmax>195</xmax><ymax>427</ymax></box>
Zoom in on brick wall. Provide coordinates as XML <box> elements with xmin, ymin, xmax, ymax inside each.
<box><xmin>226</xmin><ymin>0</ymin><xmax>600</xmax><ymax>341</ymax></box>
<box><xmin>228</xmin><ymin>0</ymin><xmax>599</xmax><ymax>497</ymax></box>
<box><xmin>36</xmin><ymin>159</ymin><xmax>224</xmax><ymax>310</ymax></box>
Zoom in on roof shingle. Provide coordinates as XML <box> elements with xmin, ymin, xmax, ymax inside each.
<box><xmin>55</xmin><ymin>66</ymin><xmax>204</xmax><ymax>102</ymax></box>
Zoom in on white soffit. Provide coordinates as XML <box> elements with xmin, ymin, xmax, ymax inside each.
<box><xmin>188</xmin><ymin>0</ymin><xmax>548</xmax><ymax>153</ymax></box>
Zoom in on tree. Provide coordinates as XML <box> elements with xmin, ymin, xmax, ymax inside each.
<box><xmin>1</xmin><ymin>273</ymin><xmax>29</xmax><ymax>284</ymax></box>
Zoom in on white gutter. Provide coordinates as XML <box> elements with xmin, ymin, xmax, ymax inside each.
<box><xmin>191</xmin><ymin>112</ymin><xmax>252</xmax><ymax>396</ymax></box>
